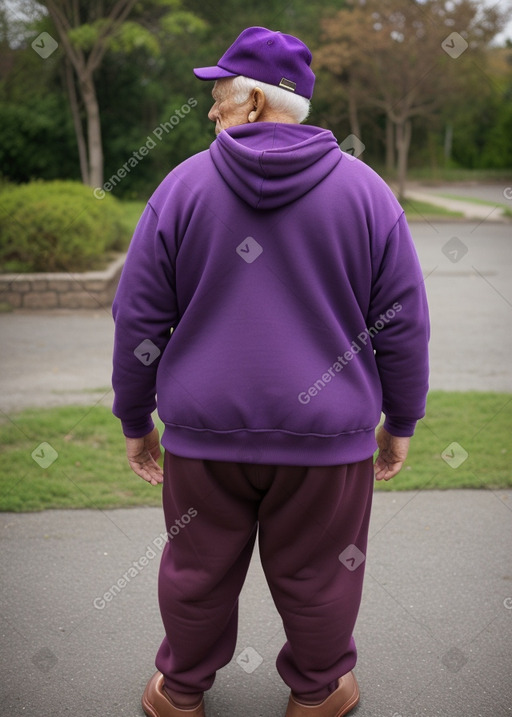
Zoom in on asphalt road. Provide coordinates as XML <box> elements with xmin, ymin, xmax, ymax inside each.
<box><xmin>1</xmin><ymin>221</ymin><xmax>511</xmax><ymax>416</ymax></box>
<box><xmin>410</xmin><ymin>220</ymin><xmax>512</xmax><ymax>392</ymax></box>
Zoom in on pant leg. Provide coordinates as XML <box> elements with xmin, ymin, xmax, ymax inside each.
<box><xmin>155</xmin><ymin>452</ymin><xmax>260</xmax><ymax>695</ymax></box>
<box><xmin>155</xmin><ymin>452</ymin><xmax>374</xmax><ymax>701</ymax></box>
<box><xmin>257</xmin><ymin>458</ymin><xmax>374</xmax><ymax>701</ymax></box>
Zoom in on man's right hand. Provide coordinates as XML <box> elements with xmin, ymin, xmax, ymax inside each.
<box><xmin>125</xmin><ymin>427</ymin><xmax>163</xmax><ymax>486</ymax></box>
<box><xmin>374</xmin><ymin>426</ymin><xmax>410</xmax><ymax>481</ymax></box>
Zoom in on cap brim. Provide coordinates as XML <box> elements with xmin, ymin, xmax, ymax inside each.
<box><xmin>193</xmin><ymin>65</ymin><xmax>238</xmax><ymax>81</ymax></box>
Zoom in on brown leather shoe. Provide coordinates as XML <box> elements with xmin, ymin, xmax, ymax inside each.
<box><xmin>285</xmin><ymin>672</ymin><xmax>360</xmax><ymax>717</ymax></box>
<box><xmin>142</xmin><ymin>672</ymin><xmax>205</xmax><ymax>717</ymax></box>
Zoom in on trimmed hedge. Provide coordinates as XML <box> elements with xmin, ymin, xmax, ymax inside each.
<box><xmin>0</xmin><ymin>180</ymin><xmax>130</xmax><ymax>273</ymax></box>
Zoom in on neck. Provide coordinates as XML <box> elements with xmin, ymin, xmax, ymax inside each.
<box><xmin>258</xmin><ymin>111</ymin><xmax>297</xmax><ymax>125</ymax></box>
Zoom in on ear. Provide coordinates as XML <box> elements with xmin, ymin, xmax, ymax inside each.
<box><xmin>248</xmin><ymin>87</ymin><xmax>266</xmax><ymax>122</ymax></box>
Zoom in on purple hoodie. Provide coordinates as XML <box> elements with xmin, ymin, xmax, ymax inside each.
<box><xmin>112</xmin><ymin>123</ymin><xmax>429</xmax><ymax>466</ymax></box>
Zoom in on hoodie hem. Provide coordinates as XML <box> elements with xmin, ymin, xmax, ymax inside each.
<box><xmin>161</xmin><ymin>425</ymin><xmax>377</xmax><ymax>467</ymax></box>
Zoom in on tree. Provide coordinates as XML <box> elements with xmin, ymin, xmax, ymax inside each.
<box><xmin>315</xmin><ymin>3</ymin><xmax>372</xmax><ymax>153</ymax></box>
<box><xmin>32</xmin><ymin>0</ymin><xmax>204</xmax><ymax>188</ymax></box>
<box><xmin>316</xmin><ymin>0</ymin><xmax>510</xmax><ymax>199</ymax></box>
<box><xmin>0</xmin><ymin>3</ymin><xmax>79</xmax><ymax>182</ymax></box>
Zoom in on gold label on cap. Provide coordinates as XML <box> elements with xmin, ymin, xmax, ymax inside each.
<box><xmin>279</xmin><ymin>77</ymin><xmax>296</xmax><ymax>92</ymax></box>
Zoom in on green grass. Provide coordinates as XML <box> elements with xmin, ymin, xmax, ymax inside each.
<box><xmin>0</xmin><ymin>405</ymin><xmax>165</xmax><ymax>512</ymax></box>
<box><xmin>0</xmin><ymin>391</ymin><xmax>510</xmax><ymax>512</ymax></box>
<box><xmin>401</xmin><ymin>198</ymin><xmax>463</xmax><ymax>221</ymax></box>
<box><xmin>404</xmin><ymin>168</ymin><xmax>512</xmax><ymax>184</ymax></box>
<box><xmin>435</xmin><ymin>193</ymin><xmax>509</xmax><ymax>209</ymax></box>
<box><xmin>374</xmin><ymin>391</ymin><xmax>512</xmax><ymax>492</ymax></box>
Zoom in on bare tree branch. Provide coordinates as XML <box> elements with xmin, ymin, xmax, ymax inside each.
<box><xmin>87</xmin><ymin>0</ymin><xmax>139</xmax><ymax>72</ymax></box>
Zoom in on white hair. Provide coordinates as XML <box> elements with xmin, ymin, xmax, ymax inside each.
<box><xmin>230</xmin><ymin>75</ymin><xmax>311</xmax><ymax>123</ymax></box>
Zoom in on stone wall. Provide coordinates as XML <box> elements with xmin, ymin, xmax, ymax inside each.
<box><xmin>0</xmin><ymin>255</ymin><xmax>125</xmax><ymax>310</ymax></box>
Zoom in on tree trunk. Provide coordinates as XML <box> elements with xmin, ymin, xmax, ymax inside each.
<box><xmin>80</xmin><ymin>73</ymin><xmax>103</xmax><ymax>188</ymax></box>
<box><xmin>44</xmin><ymin>0</ymin><xmax>142</xmax><ymax>189</ymax></box>
<box><xmin>395</xmin><ymin>118</ymin><xmax>412</xmax><ymax>202</ymax></box>
<box><xmin>386</xmin><ymin>115</ymin><xmax>395</xmax><ymax>173</ymax></box>
<box><xmin>347</xmin><ymin>82</ymin><xmax>361</xmax><ymax>145</ymax></box>
<box><xmin>444</xmin><ymin>123</ymin><xmax>453</xmax><ymax>166</ymax></box>
<box><xmin>65</xmin><ymin>59</ymin><xmax>89</xmax><ymax>185</ymax></box>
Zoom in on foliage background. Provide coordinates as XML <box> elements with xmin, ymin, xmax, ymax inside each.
<box><xmin>0</xmin><ymin>0</ymin><xmax>511</xmax><ymax>199</ymax></box>
<box><xmin>0</xmin><ymin>180</ymin><xmax>130</xmax><ymax>271</ymax></box>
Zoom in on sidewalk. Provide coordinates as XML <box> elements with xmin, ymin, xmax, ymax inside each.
<box><xmin>405</xmin><ymin>182</ymin><xmax>511</xmax><ymax>221</ymax></box>
<box><xmin>1</xmin><ymin>491</ymin><xmax>511</xmax><ymax>717</ymax></box>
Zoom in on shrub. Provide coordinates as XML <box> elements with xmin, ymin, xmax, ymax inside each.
<box><xmin>0</xmin><ymin>180</ymin><xmax>130</xmax><ymax>273</ymax></box>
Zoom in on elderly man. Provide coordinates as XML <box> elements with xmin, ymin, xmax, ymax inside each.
<box><xmin>112</xmin><ymin>26</ymin><xmax>429</xmax><ymax>717</ymax></box>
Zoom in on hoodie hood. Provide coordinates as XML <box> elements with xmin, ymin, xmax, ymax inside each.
<box><xmin>210</xmin><ymin>123</ymin><xmax>342</xmax><ymax>209</ymax></box>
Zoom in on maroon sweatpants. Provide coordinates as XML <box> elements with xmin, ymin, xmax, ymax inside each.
<box><xmin>155</xmin><ymin>452</ymin><xmax>374</xmax><ymax>702</ymax></box>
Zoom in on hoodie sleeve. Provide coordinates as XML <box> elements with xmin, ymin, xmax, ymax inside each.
<box><xmin>367</xmin><ymin>212</ymin><xmax>430</xmax><ymax>437</ymax></box>
<box><xmin>111</xmin><ymin>202</ymin><xmax>178</xmax><ymax>438</ymax></box>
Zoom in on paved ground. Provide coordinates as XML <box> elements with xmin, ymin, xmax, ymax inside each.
<box><xmin>1</xmin><ymin>221</ymin><xmax>511</xmax><ymax>413</ymax></box>
<box><xmin>1</xmin><ymin>493</ymin><xmax>511</xmax><ymax>717</ymax></box>
<box><xmin>409</xmin><ymin>181</ymin><xmax>512</xmax><ymax>206</ymax></box>
<box><xmin>406</xmin><ymin>182</ymin><xmax>512</xmax><ymax>221</ymax></box>
<box><xmin>1</xmin><ymin>191</ymin><xmax>511</xmax><ymax>716</ymax></box>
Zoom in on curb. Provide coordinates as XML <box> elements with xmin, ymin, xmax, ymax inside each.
<box><xmin>0</xmin><ymin>254</ymin><xmax>125</xmax><ymax>311</ymax></box>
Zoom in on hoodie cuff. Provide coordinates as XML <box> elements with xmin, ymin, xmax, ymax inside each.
<box><xmin>383</xmin><ymin>416</ymin><xmax>417</xmax><ymax>437</ymax></box>
<box><xmin>120</xmin><ymin>415</ymin><xmax>155</xmax><ymax>439</ymax></box>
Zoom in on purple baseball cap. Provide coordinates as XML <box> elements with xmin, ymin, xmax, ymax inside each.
<box><xmin>193</xmin><ymin>26</ymin><xmax>315</xmax><ymax>100</ymax></box>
